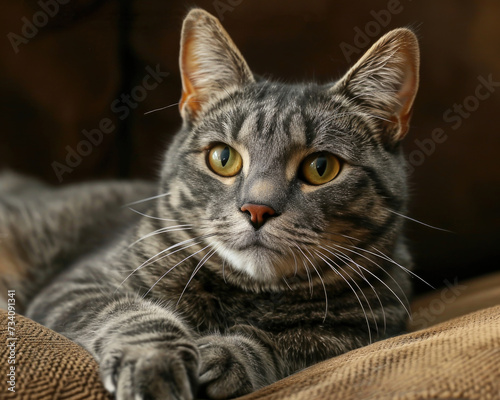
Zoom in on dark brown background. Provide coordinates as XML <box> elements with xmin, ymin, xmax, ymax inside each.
<box><xmin>1</xmin><ymin>0</ymin><xmax>499</xmax><ymax>294</ymax></box>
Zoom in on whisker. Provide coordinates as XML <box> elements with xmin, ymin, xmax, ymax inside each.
<box><xmin>370</xmin><ymin>246</ymin><xmax>434</xmax><ymax>289</ymax></box>
<box><xmin>318</xmin><ymin>245</ymin><xmax>386</xmax><ymax>334</ymax></box>
<box><xmin>322</xmin><ymin>238</ymin><xmax>411</xmax><ymax>312</ymax></box>
<box><xmin>282</xmin><ymin>276</ymin><xmax>293</xmax><ymax>290</ymax></box>
<box><xmin>368</xmin><ymin>246</ymin><xmax>433</xmax><ymax>288</ymax></box>
<box><xmin>324</xmin><ymin>231</ymin><xmax>434</xmax><ymax>289</ymax></box>
<box><xmin>127</xmin><ymin>207</ymin><xmax>177</xmax><ymax>222</ymax></box>
<box><xmin>222</xmin><ymin>259</ymin><xmax>227</xmax><ymax>284</ymax></box>
<box><xmin>176</xmin><ymin>244</ymin><xmax>219</xmax><ymax>305</ymax></box>
<box><xmin>140</xmin><ymin>233</ymin><xmax>216</xmax><ymax>271</ymax></box>
<box><xmin>313</xmin><ymin>248</ymin><xmax>373</xmax><ymax>344</ymax></box>
<box><xmin>128</xmin><ymin>224</ymin><xmax>193</xmax><ymax>248</ymax></box>
<box><xmin>117</xmin><ymin>236</ymin><xmax>210</xmax><ymax>290</ymax></box>
<box><xmin>293</xmin><ymin>243</ymin><xmax>313</xmax><ymax>298</ymax></box>
<box><xmin>315</xmin><ymin>247</ymin><xmax>379</xmax><ymax>335</ymax></box>
<box><xmin>128</xmin><ymin>231</ymin><xmax>215</xmax><ymax>277</ymax></box>
<box><xmin>290</xmin><ymin>246</ymin><xmax>299</xmax><ymax>276</ymax></box>
<box><xmin>144</xmin><ymin>243</ymin><xmax>213</xmax><ymax>297</ymax></box>
<box><xmin>304</xmin><ymin>248</ymin><xmax>329</xmax><ymax>323</ymax></box>
<box><xmin>122</xmin><ymin>192</ymin><xmax>171</xmax><ymax>207</ymax></box>
<box><xmin>322</xmin><ymin>243</ymin><xmax>411</xmax><ymax>319</ymax></box>
<box><xmin>144</xmin><ymin>102</ymin><xmax>181</xmax><ymax>115</ymax></box>
<box><xmin>385</xmin><ymin>208</ymin><xmax>452</xmax><ymax>232</ymax></box>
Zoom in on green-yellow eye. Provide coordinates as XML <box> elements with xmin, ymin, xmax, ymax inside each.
<box><xmin>301</xmin><ymin>152</ymin><xmax>341</xmax><ymax>185</ymax></box>
<box><xmin>207</xmin><ymin>144</ymin><xmax>243</xmax><ymax>177</ymax></box>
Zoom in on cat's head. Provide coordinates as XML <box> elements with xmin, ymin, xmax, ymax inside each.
<box><xmin>159</xmin><ymin>9</ymin><xmax>419</xmax><ymax>284</ymax></box>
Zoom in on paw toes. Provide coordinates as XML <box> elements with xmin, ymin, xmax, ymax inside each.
<box><xmin>100</xmin><ymin>343</ymin><xmax>199</xmax><ymax>400</ymax></box>
<box><xmin>100</xmin><ymin>348</ymin><xmax>124</xmax><ymax>394</ymax></box>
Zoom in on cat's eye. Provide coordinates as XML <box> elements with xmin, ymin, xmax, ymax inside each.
<box><xmin>207</xmin><ymin>144</ymin><xmax>243</xmax><ymax>177</ymax></box>
<box><xmin>301</xmin><ymin>152</ymin><xmax>341</xmax><ymax>185</ymax></box>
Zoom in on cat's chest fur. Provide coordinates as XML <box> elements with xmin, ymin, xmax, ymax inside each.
<box><xmin>142</xmin><ymin>263</ymin><xmax>360</xmax><ymax>335</ymax></box>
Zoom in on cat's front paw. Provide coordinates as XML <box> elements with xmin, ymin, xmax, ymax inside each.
<box><xmin>197</xmin><ymin>335</ymin><xmax>266</xmax><ymax>399</ymax></box>
<box><xmin>100</xmin><ymin>340</ymin><xmax>199</xmax><ymax>400</ymax></box>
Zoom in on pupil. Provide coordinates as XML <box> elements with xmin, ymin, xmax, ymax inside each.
<box><xmin>221</xmin><ymin>147</ymin><xmax>230</xmax><ymax>167</ymax></box>
<box><xmin>316</xmin><ymin>157</ymin><xmax>327</xmax><ymax>176</ymax></box>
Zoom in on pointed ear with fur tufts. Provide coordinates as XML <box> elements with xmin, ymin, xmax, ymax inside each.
<box><xmin>334</xmin><ymin>28</ymin><xmax>420</xmax><ymax>144</ymax></box>
<box><xmin>179</xmin><ymin>9</ymin><xmax>255</xmax><ymax>122</ymax></box>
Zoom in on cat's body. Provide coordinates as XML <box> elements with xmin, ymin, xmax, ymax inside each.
<box><xmin>0</xmin><ymin>9</ymin><xmax>420</xmax><ymax>400</ymax></box>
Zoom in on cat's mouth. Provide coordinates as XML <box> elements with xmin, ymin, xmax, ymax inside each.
<box><xmin>230</xmin><ymin>230</ymin><xmax>284</xmax><ymax>255</ymax></box>
<box><xmin>211</xmin><ymin>230</ymin><xmax>300</xmax><ymax>282</ymax></box>
<box><xmin>234</xmin><ymin>233</ymin><xmax>273</xmax><ymax>249</ymax></box>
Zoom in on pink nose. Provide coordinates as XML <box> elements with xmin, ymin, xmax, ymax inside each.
<box><xmin>241</xmin><ymin>203</ymin><xmax>276</xmax><ymax>229</ymax></box>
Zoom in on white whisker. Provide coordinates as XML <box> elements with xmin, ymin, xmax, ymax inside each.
<box><xmin>282</xmin><ymin>276</ymin><xmax>293</xmax><ymax>290</ymax></box>
<box><xmin>122</xmin><ymin>192</ymin><xmax>170</xmax><ymax>207</ymax></box>
<box><xmin>304</xmin><ymin>248</ymin><xmax>329</xmax><ymax>323</ymax></box>
<box><xmin>319</xmin><ymin>245</ymin><xmax>386</xmax><ymax>334</ymax></box>
<box><xmin>293</xmin><ymin>243</ymin><xmax>313</xmax><ymax>298</ymax></box>
<box><xmin>127</xmin><ymin>207</ymin><xmax>177</xmax><ymax>222</ymax></box>
<box><xmin>385</xmin><ymin>208</ymin><xmax>452</xmax><ymax>232</ymax></box>
<box><xmin>322</xmin><ymin>238</ymin><xmax>411</xmax><ymax>313</ymax></box>
<box><xmin>144</xmin><ymin>102</ymin><xmax>180</xmax><ymax>115</ymax></box>
<box><xmin>128</xmin><ymin>225</ymin><xmax>193</xmax><ymax>248</ymax></box>
<box><xmin>116</xmin><ymin>236</ymin><xmax>210</xmax><ymax>291</ymax></box>
<box><xmin>144</xmin><ymin>243</ymin><xmax>213</xmax><ymax>297</ymax></box>
<box><xmin>314</xmin><ymin>248</ymin><xmax>373</xmax><ymax>344</ymax></box>
<box><xmin>322</xmin><ymin>243</ymin><xmax>411</xmax><ymax>319</ymax></box>
<box><xmin>290</xmin><ymin>246</ymin><xmax>299</xmax><ymax>276</ymax></box>
<box><xmin>222</xmin><ymin>259</ymin><xmax>227</xmax><ymax>284</ymax></box>
<box><xmin>325</xmin><ymin>231</ymin><xmax>434</xmax><ymax>289</ymax></box>
<box><xmin>176</xmin><ymin>244</ymin><xmax>219</xmax><ymax>305</ymax></box>
<box><xmin>128</xmin><ymin>231</ymin><xmax>215</xmax><ymax>278</ymax></box>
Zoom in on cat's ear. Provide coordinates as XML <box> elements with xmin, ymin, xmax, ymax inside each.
<box><xmin>334</xmin><ymin>28</ymin><xmax>419</xmax><ymax>143</ymax></box>
<box><xmin>179</xmin><ymin>9</ymin><xmax>254</xmax><ymax>121</ymax></box>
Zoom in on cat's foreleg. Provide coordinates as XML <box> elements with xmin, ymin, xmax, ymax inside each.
<box><xmin>195</xmin><ymin>322</ymin><xmax>375</xmax><ymax>398</ymax></box>
<box><xmin>93</xmin><ymin>298</ymin><xmax>200</xmax><ymax>400</ymax></box>
<box><xmin>29</xmin><ymin>289</ymin><xmax>200</xmax><ymax>400</ymax></box>
<box><xmin>196</xmin><ymin>325</ymin><xmax>286</xmax><ymax>398</ymax></box>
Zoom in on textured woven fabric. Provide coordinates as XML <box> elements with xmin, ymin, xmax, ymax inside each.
<box><xmin>1</xmin><ymin>306</ymin><xmax>499</xmax><ymax>400</ymax></box>
<box><xmin>1</xmin><ymin>311</ymin><xmax>111</xmax><ymax>400</ymax></box>
<box><xmin>241</xmin><ymin>305</ymin><xmax>500</xmax><ymax>400</ymax></box>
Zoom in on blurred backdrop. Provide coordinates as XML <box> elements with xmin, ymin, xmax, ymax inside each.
<box><xmin>0</xmin><ymin>0</ymin><xmax>499</xmax><ymax>294</ymax></box>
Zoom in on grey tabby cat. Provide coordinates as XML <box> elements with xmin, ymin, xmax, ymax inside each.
<box><xmin>0</xmin><ymin>8</ymin><xmax>420</xmax><ymax>400</ymax></box>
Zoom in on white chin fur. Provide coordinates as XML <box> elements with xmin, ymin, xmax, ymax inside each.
<box><xmin>215</xmin><ymin>246</ymin><xmax>279</xmax><ymax>282</ymax></box>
